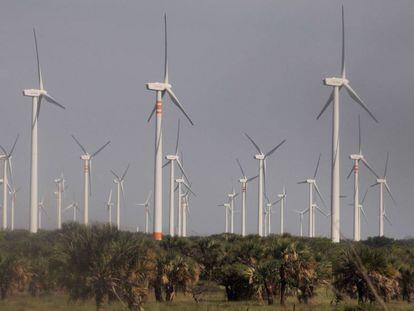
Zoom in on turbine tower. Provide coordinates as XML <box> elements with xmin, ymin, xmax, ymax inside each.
<box><xmin>227</xmin><ymin>188</ymin><xmax>238</xmax><ymax>234</ymax></box>
<box><xmin>316</xmin><ymin>6</ymin><xmax>378</xmax><ymax>242</ymax></box>
<box><xmin>163</xmin><ymin>120</ymin><xmax>188</xmax><ymax>236</ymax></box>
<box><xmin>137</xmin><ymin>191</ymin><xmax>152</xmax><ymax>234</ymax></box>
<box><xmin>0</xmin><ymin>135</ymin><xmax>19</xmax><ymax>230</ymax></box>
<box><xmin>236</xmin><ymin>159</ymin><xmax>257</xmax><ymax>236</ymax></box>
<box><xmin>244</xmin><ymin>133</ymin><xmax>286</xmax><ymax>236</ymax></box>
<box><xmin>346</xmin><ymin>116</ymin><xmax>378</xmax><ymax>241</ymax></box>
<box><xmin>8</xmin><ymin>186</ymin><xmax>20</xmax><ymax>231</ymax></box>
<box><xmin>175</xmin><ymin>177</ymin><xmax>194</xmax><ymax>236</ymax></box>
<box><xmin>111</xmin><ymin>164</ymin><xmax>130</xmax><ymax>230</ymax></box>
<box><xmin>38</xmin><ymin>196</ymin><xmax>46</xmax><ymax>230</ymax></box>
<box><xmin>146</xmin><ymin>14</ymin><xmax>194</xmax><ymax>240</ymax></box>
<box><xmin>71</xmin><ymin>135</ymin><xmax>110</xmax><ymax>225</ymax></box>
<box><xmin>276</xmin><ymin>187</ymin><xmax>287</xmax><ymax>234</ymax></box>
<box><xmin>298</xmin><ymin>154</ymin><xmax>328</xmax><ymax>237</ymax></box>
<box><xmin>218</xmin><ymin>203</ymin><xmax>230</xmax><ymax>233</ymax></box>
<box><xmin>106</xmin><ymin>189</ymin><xmax>113</xmax><ymax>225</ymax></box>
<box><xmin>294</xmin><ymin>209</ymin><xmax>307</xmax><ymax>237</ymax></box>
<box><xmin>370</xmin><ymin>153</ymin><xmax>396</xmax><ymax>237</ymax></box>
<box><xmin>23</xmin><ymin>29</ymin><xmax>65</xmax><ymax>233</ymax></box>
<box><xmin>54</xmin><ymin>173</ymin><xmax>65</xmax><ymax>229</ymax></box>
<box><xmin>264</xmin><ymin>197</ymin><xmax>277</xmax><ymax>236</ymax></box>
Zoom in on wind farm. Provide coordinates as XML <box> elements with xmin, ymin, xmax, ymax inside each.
<box><xmin>0</xmin><ymin>1</ymin><xmax>414</xmax><ymax>310</ymax></box>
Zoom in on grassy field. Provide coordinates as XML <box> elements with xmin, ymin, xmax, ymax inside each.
<box><xmin>0</xmin><ymin>287</ymin><xmax>413</xmax><ymax>311</ymax></box>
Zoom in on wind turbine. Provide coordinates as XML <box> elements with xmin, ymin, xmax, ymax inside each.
<box><xmin>0</xmin><ymin>135</ymin><xmax>19</xmax><ymax>230</ymax></box>
<box><xmin>111</xmin><ymin>164</ymin><xmax>130</xmax><ymax>230</ymax></box>
<box><xmin>294</xmin><ymin>209</ymin><xmax>307</xmax><ymax>237</ymax></box>
<box><xmin>276</xmin><ymin>187</ymin><xmax>287</xmax><ymax>234</ymax></box>
<box><xmin>264</xmin><ymin>197</ymin><xmax>277</xmax><ymax>236</ymax></box>
<box><xmin>175</xmin><ymin>177</ymin><xmax>194</xmax><ymax>237</ymax></box>
<box><xmin>71</xmin><ymin>135</ymin><xmax>110</xmax><ymax>225</ymax></box>
<box><xmin>8</xmin><ymin>185</ymin><xmax>20</xmax><ymax>231</ymax></box>
<box><xmin>163</xmin><ymin>120</ymin><xmax>188</xmax><ymax>237</ymax></box>
<box><xmin>54</xmin><ymin>173</ymin><xmax>65</xmax><ymax>229</ymax></box>
<box><xmin>64</xmin><ymin>201</ymin><xmax>79</xmax><ymax>222</ymax></box>
<box><xmin>236</xmin><ymin>159</ymin><xmax>257</xmax><ymax>236</ymax></box>
<box><xmin>218</xmin><ymin>203</ymin><xmax>230</xmax><ymax>233</ymax></box>
<box><xmin>370</xmin><ymin>153</ymin><xmax>396</xmax><ymax>237</ymax></box>
<box><xmin>316</xmin><ymin>6</ymin><xmax>378</xmax><ymax>242</ymax></box>
<box><xmin>298</xmin><ymin>154</ymin><xmax>328</xmax><ymax>238</ymax></box>
<box><xmin>106</xmin><ymin>189</ymin><xmax>113</xmax><ymax>226</ymax></box>
<box><xmin>227</xmin><ymin>188</ymin><xmax>238</xmax><ymax>234</ymax></box>
<box><xmin>137</xmin><ymin>191</ymin><xmax>152</xmax><ymax>234</ymax></box>
<box><xmin>244</xmin><ymin>133</ymin><xmax>286</xmax><ymax>236</ymax></box>
<box><xmin>38</xmin><ymin>196</ymin><xmax>47</xmax><ymax>230</ymax></box>
<box><xmin>346</xmin><ymin>116</ymin><xmax>378</xmax><ymax>241</ymax></box>
<box><xmin>146</xmin><ymin>14</ymin><xmax>194</xmax><ymax>240</ymax></box>
<box><xmin>23</xmin><ymin>29</ymin><xmax>65</xmax><ymax>233</ymax></box>
<box><xmin>348</xmin><ymin>188</ymin><xmax>369</xmax><ymax>239</ymax></box>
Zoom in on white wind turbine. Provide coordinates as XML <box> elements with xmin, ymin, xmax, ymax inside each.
<box><xmin>71</xmin><ymin>135</ymin><xmax>110</xmax><ymax>225</ymax></box>
<box><xmin>346</xmin><ymin>116</ymin><xmax>378</xmax><ymax>241</ymax></box>
<box><xmin>276</xmin><ymin>187</ymin><xmax>287</xmax><ymax>235</ymax></box>
<box><xmin>264</xmin><ymin>197</ymin><xmax>277</xmax><ymax>236</ymax></box>
<box><xmin>0</xmin><ymin>135</ymin><xmax>19</xmax><ymax>230</ymax></box>
<box><xmin>236</xmin><ymin>159</ymin><xmax>257</xmax><ymax>236</ymax></box>
<box><xmin>316</xmin><ymin>6</ymin><xmax>378</xmax><ymax>242</ymax></box>
<box><xmin>298</xmin><ymin>154</ymin><xmax>328</xmax><ymax>238</ymax></box>
<box><xmin>163</xmin><ymin>120</ymin><xmax>188</xmax><ymax>237</ymax></box>
<box><xmin>23</xmin><ymin>29</ymin><xmax>65</xmax><ymax>233</ymax></box>
<box><xmin>370</xmin><ymin>153</ymin><xmax>396</xmax><ymax>237</ymax></box>
<box><xmin>294</xmin><ymin>209</ymin><xmax>307</xmax><ymax>237</ymax></box>
<box><xmin>244</xmin><ymin>133</ymin><xmax>286</xmax><ymax>236</ymax></box>
<box><xmin>64</xmin><ymin>201</ymin><xmax>79</xmax><ymax>222</ymax></box>
<box><xmin>227</xmin><ymin>188</ymin><xmax>238</xmax><ymax>234</ymax></box>
<box><xmin>54</xmin><ymin>173</ymin><xmax>65</xmax><ymax>229</ymax></box>
<box><xmin>217</xmin><ymin>203</ymin><xmax>231</xmax><ymax>233</ymax></box>
<box><xmin>106</xmin><ymin>189</ymin><xmax>113</xmax><ymax>226</ymax></box>
<box><xmin>348</xmin><ymin>188</ymin><xmax>370</xmax><ymax>239</ymax></box>
<box><xmin>181</xmin><ymin>191</ymin><xmax>193</xmax><ymax>237</ymax></box>
<box><xmin>146</xmin><ymin>14</ymin><xmax>194</xmax><ymax>240</ymax></box>
<box><xmin>175</xmin><ymin>177</ymin><xmax>195</xmax><ymax>237</ymax></box>
<box><xmin>137</xmin><ymin>191</ymin><xmax>152</xmax><ymax>234</ymax></box>
<box><xmin>38</xmin><ymin>196</ymin><xmax>47</xmax><ymax>230</ymax></box>
<box><xmin>8</xmin><ymin>185</ymin><xmax>20</xmax><ymax>231</ymax></box>
<box><xmin>111</xmin><ymin>164</ymin><xmax>130</xmax><ymax>230</ymax></box>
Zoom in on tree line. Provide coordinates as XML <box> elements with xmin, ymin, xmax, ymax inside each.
<box><xmin>0</xmin><ymin>223</ymin><xmax>413</xmax><ymax>310</ymax></box>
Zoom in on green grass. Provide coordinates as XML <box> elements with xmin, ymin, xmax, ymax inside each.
<box><xmin>0</xmin><ymin>288</ymin><xmax>413</xmax><ymax>311</ymax></box>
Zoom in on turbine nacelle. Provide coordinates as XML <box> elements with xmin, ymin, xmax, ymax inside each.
<box><xmin>323</xmin><ymin>77</ymin><xmax>349</xmax><ymax>87</ymax></box>
<box><xmin>307</xmin><ymin>179</ymin><xmax>316</xmax><ymax>184</ymax></box>
<box><xmin>146</xmin><ymin>82</ymin><xmax>171</xmax><ymax>92</ymax></box>
<box><xmin>22</xmin><ymin>88</ymin><xmax>48</xmax><ymax>97</ymax></box>
<box><xmin>254</xmin><ymin>154</ymin><xmax>265</xmax><ymax>160</ymax></box>
<box><xmin>80</xmin><ymin>154</ymin><xmax>91</xmax><ymax>160</ymax></box>
<box><xmin>377</xmin><ymin>178</ymin><xmax>386</xmax><ymax>183</ymax></box>
<box><xmin>239</xmin><ymin>178</ymin><xmax>247</xmax><ymax>183</ymax></box>
<box><xmin>175</xmin><ymin>178</ymin><xmax>185</xmax><ymax>183</ymax></box>
<box><xmin>166</xmin><ymin>154</ymin><xmax>178</xmax><ymax>161</ymax></box>
<box><xmin>350</xmin><ymin>154</ymin><xmax>363</xmax><ymax>160</ymax></box>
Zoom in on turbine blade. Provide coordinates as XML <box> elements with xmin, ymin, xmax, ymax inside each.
<box><xmin>313</xmin><ymin>153</ymin><xmax>322</xmax><ymax>179</ymax></box>
<box><xmin>176</xmin><ymin>158</ymin><xmax>190</xmax><ymax>184</ymax></box>
<box><xmin>33</xmin><ymin>28</ymin><xmax>43</xmax><ymax>90</ymax></box>
<box><xmin>71</xmin><ymin>135</ymin><xmax>87</xmax><ymax>154</ymax></box>
<box><xmin>107</xmin><ymin>189</ymin><xmax>113</xmax><ymax>204</ymax></box>
<box><xmin>110</xmin><ymin>170</ymin><xmax>120</xmax><ymax>180</ymax></box>
<box><xmin>43</xmin><ymin>93</ymin><xmax>65</xmax><ymax>109</ymax></box>
<box><xmin>236</xmin><ymin>158</ymin><xmax>246</xmax><ymax>178</ymax></box>
<box><xmin>247</xmin><ymin>175</ymin><xmax>258</xmax><ymax>182</ymax></box>
<box><xmin>166</xmin><ymin>88</ymin><xmax>194</xmax><ymax>125</ymax></box>
<box><xmin>265</xmin><ymin>139</ymin><xmax>286</xmax><ymax>158</ymax></box>
<box><xmin>384</xmin><ymin>182</ymin><xmax>397</xmax><ymax>206</ymax></box>
<box><xmin>384</xmin><ymin>152</ymin><xmax>389</xmax><ymax>178</ymax></box>
<box><xmin>297</xmin><ymin>180</ymin><xmax>307</xmax><ymax>184</ymax></box>
<box><xmin>346</xmin><ymin>165</ymin><xmax>354</xmax><ymax>180</ymax></box>
<box><xmin>316</xmin><ymin>89</ymin><xmax>334</xmax><ymax>120</ymax></box>
<box><xmin>147</xmin><ymin>105</ymin><xmax>156</xmax><ymax>122</ymax></box>
<box><xmin>162</xmin><ymin>160</ymin><xmax>171</xmax><ymax>168</ymax></box>
<box><xmin>344</xmin><ymin>82</ymin><xmax>378</xmax><ymax>123</ymax></box>
<box><xmin>175</xmin><ymin>119</ymin><xmax>180</xmax><ymax>155</ymax></box>
<box><xmin>361</xmin><ymin>158</ymin><xmax>379</xmax><ymax>179</ymax></box>
<box><xmin>316</xmin><ymin>205</ymin><xmax>328</xmax><ymax>217</ymax></box>
<box><xmin>0</xmin><ymin>144</ymin><xmax>7</xmax><ymax>155</ymax></box>
<box><xmin>182</xmin><ymin>181</ymin><xmax>196</xmax><ymax>197</ymax></box>
<box><xmin>341</xmin><ymin>5</ymin><xmax>346</xmax><ymax>79</ymax></box>
<box><xmin>121</xmin><ymin>164</ymin><xmax>130</xmax><ymax>180</ymax></box>
<box><xmin>9</xmin><ymin>134</ymin><xmax>19</xmax><ymax>157</ymax></box>
<box><xmin>92</xmin><ymin>141</ymin><xmax>110</xmax><ymax>157</ymax></box>
<box><xmin>244</xmin><ymin>133</ymin><xmax>262</xmax><ymax>154</ymax></box>
<box><xmin>358</xmin><ymin>115</ymin><xmax>361</xmax><ymax>154</ymax></box>
<box><xmin>164</xmin><ymin>13</ymin><xmax>168</xmax><ymax>84</ymax></box>
<box><xmin>314</xmin><ymin>183</ymin><xmax>328</xmax><ymax>209</ymax></box>
<box><xmin>360</xmin><ymin>206</ymin><xmax>368</xmax><ymax>224</ymax></box>
<box><xmin>361</xmin><ymin>188</ymin><xmax>370</xmax><ymax>204</ymax></box>
<box><xmin>145</xmin><ymin>191</ymin><xmax>152</xmax><ymax>204</ymax></box>
<box><xmin>384</xmin><ymin>213</ymin><xmax>392</xmax><ymax>226</ymax></box>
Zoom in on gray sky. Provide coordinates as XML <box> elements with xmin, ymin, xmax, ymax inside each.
<box><xmin>0</xmin><ymin>0</ymin><xmax>413</xmax><ymax>239</ymax></box>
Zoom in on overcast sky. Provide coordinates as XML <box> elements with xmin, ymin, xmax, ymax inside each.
<box><xmin>0</xmin><ymin>0</ymin><xmax>413</xmax><ymax>239</ymax></box>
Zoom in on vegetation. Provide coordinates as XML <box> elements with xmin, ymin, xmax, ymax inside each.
<box><xmin>0</xmin><ymin>224</ymin><xmax>413</xmax><ymax>310</ymax></box>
